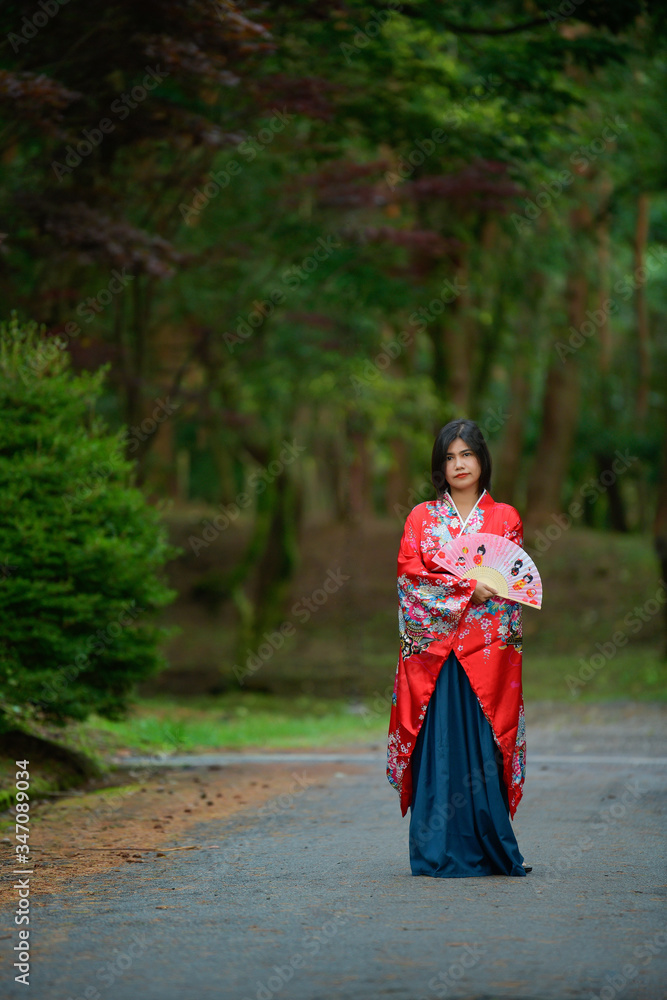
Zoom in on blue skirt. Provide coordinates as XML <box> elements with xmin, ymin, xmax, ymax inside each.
<box><xmin>409</xmin><ymin>649</ymin><xmax>526</xmax><ymax>877</ymax></box>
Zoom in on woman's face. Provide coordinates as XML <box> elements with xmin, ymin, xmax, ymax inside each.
<box><xmin>444</xmin><ymin>437</ymin><xmax>482</xmax><ymax>493</ymax></box>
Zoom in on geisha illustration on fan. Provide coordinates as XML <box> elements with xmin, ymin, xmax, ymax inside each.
<box><xmin>387</xmin><ymin>418</ymin><xmax>532</xmax><ymax>878</ymax></box>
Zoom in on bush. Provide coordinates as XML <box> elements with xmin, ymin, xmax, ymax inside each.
<box><xmin>0</xmin><ymin>313</ymin><xmax>179</xmax><ymax>731</ymax></box>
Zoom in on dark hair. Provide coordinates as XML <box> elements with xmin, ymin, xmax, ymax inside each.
<box><xmin>431</xmin><ymin>419</ymin><xmax>492</xmax><ymax>498</ymax></box>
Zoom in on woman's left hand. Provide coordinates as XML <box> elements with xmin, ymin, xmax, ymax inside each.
<box><xmin>471</xmin><ymin>580</ymin><xmax>498</xmax><ymax>605</ymax></box>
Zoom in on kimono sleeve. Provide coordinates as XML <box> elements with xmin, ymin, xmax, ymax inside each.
<box><xmin>502</xmin><ymin>508</ymin><xmax>523</xmax><ymax>547</ymax></box>
<box><xmin>397</xmin><ymin>509</ymin><xmax>476</xmax><ymax>658</ymax></box>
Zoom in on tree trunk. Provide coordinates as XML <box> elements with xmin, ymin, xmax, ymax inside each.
<box><xmin>653</xmin><ymin>430</ymin><xmax>667</xmax><ymax>659</ymax></box>
<box><xmin>596</xmin><ymin>184</ymin><xmax>613</xmax><ymax>375</ymax></box>
<box><xmin>634</xmin><ymin>192</ymin><xmax>650</xmax><ymax>423</ymax></box>
<box><xmin>252</xmin><ymin>467</ymin><xmax>303</xmax><ymax>638</ymax></box>
<box><xmin>347</xmin><ymin>427</ymin><xmax>373</xmax><ymax>520</ymax></box>
<box><xmin>428</xmin><ymin>321</ymin><xmax>447</xmax><ymax>406</ymax></box>
<box><xmin>493</xmin><ymin>343</ymin><xmax>531</xmax><ymax>506</ymax></box>
<box><xmin>385</xmin><ymin>438</ymin><xmax>411</xmax><ymax>516</ymax></box>
<box><xmin>594</xmin><ymin>452</ymin><xmax>628</xmax><ymax>532</ymax></box>
<box><xmin>592</xmin><ymin>186</ymin><xmax>628</xmax><ymax>533</ymax></box>
<box><xmin>525</xmin><ymin>268</ymin><xmax>586</xmax><ymax>531</ymax></box>
<box><xmin>429</xmin><ymin>251</ymin><xmax>473</xmax><ymax>415</ymax></box>
<box><xmin>493</xmin><ymin>252</ymin><xmax>546</xmax><ymax>507</ymax></box>
<box><xmin>445</xmin><ymin>256</ymin><xmax>473</xmax><ymax>413</ymax></box>
<box><xmin>120</xmin><ymin>276</ymin><xmax>149</xmax><ymax>481</ymax></box>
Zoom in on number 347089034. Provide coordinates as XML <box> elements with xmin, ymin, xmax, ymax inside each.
<box><xmin>15</xmin><ymin>763</ymin><xmax>30</xmax><ymax>857</ymax></box>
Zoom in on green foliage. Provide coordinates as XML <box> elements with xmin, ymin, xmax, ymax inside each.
<box><xmin>0</xmin><ymin>314</ymin><xmax>179</xmax><ymax>731</ymax></box>
<box><xmin>0</xmin><ymin>1</ymin><xmax>665</xmax><ymax>650</ymax></box>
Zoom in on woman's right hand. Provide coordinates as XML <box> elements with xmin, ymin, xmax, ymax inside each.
<box><xmin>471</xmin><ymin>580</ymin><xmax>498</xmax><ymax>605</ymax></box>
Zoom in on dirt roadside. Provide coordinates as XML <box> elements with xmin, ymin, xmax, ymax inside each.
<box><xmin>0</xmin><ymin>757</ymin><xmax>366</xmax><ymax>909</ymax></box>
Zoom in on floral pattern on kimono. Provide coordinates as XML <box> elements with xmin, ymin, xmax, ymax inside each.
<box><xmin>387</xmin><ymin>488</ymin><xmax>528</xmax><ymax>819</ymax></box>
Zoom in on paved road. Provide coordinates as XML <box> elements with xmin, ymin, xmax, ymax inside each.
<box><xmin>2</xmin><ymin>715</ymin><xmax>667</xmax><ymax>1000</ymax></box>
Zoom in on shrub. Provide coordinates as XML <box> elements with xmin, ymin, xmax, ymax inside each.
<box><xmin>0</xmin><ymin>313</ymin><xmax>179</xmax><ymax>731</ymax></box>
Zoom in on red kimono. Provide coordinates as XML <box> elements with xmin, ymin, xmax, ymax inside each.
<box><xmin>386</xmin><ymin>488</ymin><xmax>526</xmax><ymax>819</ymax></box>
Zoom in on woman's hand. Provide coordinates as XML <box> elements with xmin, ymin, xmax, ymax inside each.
<box><xmin>470</xmin><ymin>580</ymin><xmax>498</xmax><ymax>605</ymax></box>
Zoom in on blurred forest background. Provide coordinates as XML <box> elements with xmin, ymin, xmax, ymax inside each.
<box><xmin>1</xmin><ymin>0</ymin><xmax>666</xmax><ymax>759</ymax></box>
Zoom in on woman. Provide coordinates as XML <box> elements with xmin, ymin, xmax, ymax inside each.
<box><xmin>386</xmin><ymin>418</ymin><xmax>529</xmax><ymax>877</ymax></box>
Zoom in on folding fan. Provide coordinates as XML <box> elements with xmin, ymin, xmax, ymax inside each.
<box><xmin>433</xmin><ymin>531</ymin><xmax>542</xmax><ymax>609</ymax></box>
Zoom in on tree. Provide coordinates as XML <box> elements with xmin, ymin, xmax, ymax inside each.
<box><xmin>0</xmin><ymin>314</ymin><xmax>178</xmax><ymax>730</ymax></box>
<box><xmin>1</xmin><ymin>0</ymin><xmax>665</xmax><ymax>660</ymax></box>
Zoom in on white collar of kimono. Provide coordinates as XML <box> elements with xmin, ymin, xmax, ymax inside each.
<box><xmin>443</xmin><ymin>487</ymin><xmax>487</xmax><ymax>532</ymax></box>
